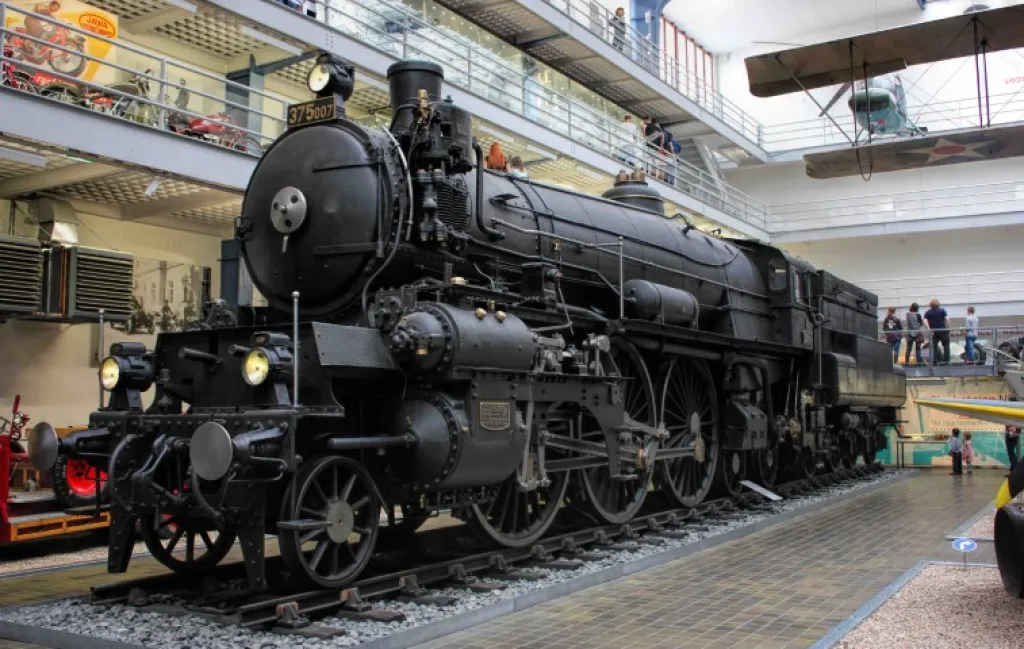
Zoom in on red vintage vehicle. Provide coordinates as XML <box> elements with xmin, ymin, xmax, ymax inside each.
<box><xmin>165</xmin><ymin>84</ymin><xmax>262</xmax><ymax>154</ymax></box>
<box><xmin>0</xmin><ymin>396</ymin><xmax>109</xmax><ymax>544</ymax></box>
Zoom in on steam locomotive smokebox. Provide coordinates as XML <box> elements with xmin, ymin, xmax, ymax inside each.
<box><xmin>602</xmin><ymin>172</ymin><xmax>665</xmax><ymax>214</ymax></box>
<box><xmin>388</xmin><ymin>60</ymin><xmax>444</xmax><ymax>135</ymax></box>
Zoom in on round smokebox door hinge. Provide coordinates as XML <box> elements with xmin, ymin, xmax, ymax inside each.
<box><xmin>270</xmin><ymin>187</ymin><xmax>308</xmax><ymax>235</ymax></box>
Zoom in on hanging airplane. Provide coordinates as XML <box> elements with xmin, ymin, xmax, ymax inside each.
<box><xmin>817</xmin><ymin>74</ymin><xmax>929</xmax><ymax>142</ymax></box>
<box><xmin>743</xmin><ymin>4</ymin><xmax>1024</xmax><ymax>179</ymax></box>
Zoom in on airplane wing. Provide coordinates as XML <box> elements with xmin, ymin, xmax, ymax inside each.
<box><xmin>804</xmin><ymin>124</ymin><xmax>1024</xmax><ymax>179</ymax></box>
<box><xmin>915</xmin><ymin>398</ymin><xmax>1024</xmax><ymax>429</ymax></box>
<box><xmin>745</xmin><ymin>5</ymin><xmax>1024</xmax><ymax>97</ymax></box>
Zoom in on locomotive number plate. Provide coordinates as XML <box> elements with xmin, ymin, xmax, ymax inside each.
<box><xmin>287</xmin><ymin>97</ymin><xmax>336</xmax><ymax>128</ymax></box>
<box><xmin>479</xmin><ymin>401</ymin><xmax>511</xmax><ymax>431</ymax></box>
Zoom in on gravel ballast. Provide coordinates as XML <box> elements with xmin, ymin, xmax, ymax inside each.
<box><xmin>965</xmin><ymin>506</ymin><xmax>996</xmax><ymax>539</ymax></box>
<box><xmin>834</xmin><ymin>564</ymin><xmax>1024</xmax><ymax>649</ymax></box>
<box><xmin>0</xmin><ymin>469</ymin><xmax>911</xmax><ymax>649</ymax></box>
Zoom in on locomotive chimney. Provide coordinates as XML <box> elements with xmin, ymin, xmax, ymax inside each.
<box><xmin>387</xmin><ymin>61</ymin><xmax>444</xmax><ymax>138</ymax></box>
<box><xmin>602</xmin><ymin>170</ymin><xmax>665</xmax><ymax>214</ymax></box>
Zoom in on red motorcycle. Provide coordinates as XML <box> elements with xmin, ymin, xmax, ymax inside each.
<box><xmin>165</xmin><ymin>82</ymin><xmax>263</xmax><ymax>155</ymax></box>
<box><xmin>8</xmin><ymin>10</ymin><xmax>87</xmax><ymax>78</ymax></box>
<box><xmin>1</xmin><ymin>43</ymin><xmax>38</xmax><ymax>93</ymax></box>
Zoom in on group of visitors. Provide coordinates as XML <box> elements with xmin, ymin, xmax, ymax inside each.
<box><xmin>483</xmin><ymin>142</ymin><xmax>528</xmax><ymax>179</ymax></box>
<box><xmin>882</xmin><ymin>300</ymin><xmax>979</xmax><ymax>365</ymax></box>
<box><xmin>619</xmin><ymin>114</ymin><xmax>682</xmax><ymax>185</ymax></box>
<box><xmin>948</xmin><ymin>426</ymin><xmax>1020</xmax><ymax>477</ymax></box>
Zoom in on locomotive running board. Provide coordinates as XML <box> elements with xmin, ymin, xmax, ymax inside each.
<box><xmin>739</xmin><ymin>480</ymin><xmax>783</xmax><ymax>501</ymax></box>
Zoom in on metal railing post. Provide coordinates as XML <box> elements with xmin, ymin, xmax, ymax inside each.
<box><xmin>158</xmin><ymin>58</ymin><xmax>167</xmax><ymax>130</ymax></box>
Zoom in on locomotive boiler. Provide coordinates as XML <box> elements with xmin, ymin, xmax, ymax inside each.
<box><xmin>28</xmin><ymin>52</ymin><xmax>905</xmax><ymax>592</ymax></box>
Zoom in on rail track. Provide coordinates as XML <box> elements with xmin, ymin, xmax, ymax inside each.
<box><xmin>77</xmin><ymin>464</ymin><xmax>887</xmax><ymax>639</ymax></box>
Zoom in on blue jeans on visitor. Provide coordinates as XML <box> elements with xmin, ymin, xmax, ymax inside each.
<box><xmin>890</xmin><ymin>338</ymin><xmax>901</xmax><ymax>363</ymax></box>
<box><xmin>965</xmin><ymin>335</ymin><xmax>976</xmax><ymax>363</ymax></box>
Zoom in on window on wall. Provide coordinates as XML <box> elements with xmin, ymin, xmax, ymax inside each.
<box><xmin>659</xmin><ymin>16</ymin><xmax>714</xmax><ymax>97</ymax></box>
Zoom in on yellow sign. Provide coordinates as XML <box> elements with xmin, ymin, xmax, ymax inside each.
<box><xmin>5</xmin><ymin>1</ymin><xmax>119</xmax><ymax>84</ymax></box>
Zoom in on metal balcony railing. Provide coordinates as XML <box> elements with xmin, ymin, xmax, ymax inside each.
<box><xmin>285</xmin><ymin>0</ymin><xmax>770</xmax><ymax>229</ymax></box>
<box><xmin>766</xmin><ymin>180</ymin><xmax>1024</xmax><ymax>234</ymax></box>
<box><xmin>539</xmin><ymin>0</ymin><xmax>764</xmax><ymax>148</ymax></box>
<box><xmin>0</xmin><ymin>2</ymin><xmax>290</xmax><ymax>156</ymax></box>
<box><xmin>859</xmin><ymin>271</ymin><xmax>1024</xmax><ymax>311</ymax></box>
<box><xmin>876</xmin><ymin>325</ymin><xmax>1024</xmax><ymax>373</ymax></box>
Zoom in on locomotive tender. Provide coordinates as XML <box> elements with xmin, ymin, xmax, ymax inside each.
<box><xmin>29</xmin><ymin>53</ymin><xmax>905</xmax><ymax>591</ymax></box>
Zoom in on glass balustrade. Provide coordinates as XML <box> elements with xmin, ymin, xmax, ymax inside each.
<box><xmin>304</xmin><ymin>0</ymin><xmax>770</xmax><ymax>229</ymax></box>
<box><xmin>0</xmin><ymin>2</ymin><xmax>290</xmax><ymax>156</ymax></box>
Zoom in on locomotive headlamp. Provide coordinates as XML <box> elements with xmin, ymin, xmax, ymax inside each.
<box><xmin>99</xmin><ymin>356</ymin><xmax>121</xmax><ymax>391</ymax></box>
<box><xmin>305</xmin><ymin>53</ymin><xmax>355</xmax><ymax>99</ymax></box>
<box><xmin>98</xmin><ymin>346</ymin><xmax>156</xmax><ymax>393</ymax></box>
<box><xmin>242</xmin><ymin>348</ymin><xmax>272</xmax><ymax>386</ymax></box>
<box><xmin>307</xmin><ymin>62</ymin><xmax>331</xmax><ymax>93</ymax></box>
<box><xmin>240</xmin><ymin>332</ymin><xmax>294</xmax><ymax>388</ymax></box>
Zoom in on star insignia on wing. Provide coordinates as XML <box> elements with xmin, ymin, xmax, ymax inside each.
<box><xmin>902</xmin><ymin>137</ymin><xmax>994</xmax><ymax>163</ymax></box>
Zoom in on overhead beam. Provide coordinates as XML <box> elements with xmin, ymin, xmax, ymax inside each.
<box><xmin>0</xmin><ymin>162</ymin><xmax>122</xmax><ymax>198</ymax></box>
<box><xmin>137</xmin><ymin>215</ymin><xmax>234</xmax><ymax>238</ymax></box>
<box><xmin>591</xmin><ymin>77</ymin><xmax>635</xmax><ymax>91</ymax></box>
<box><xmin>457</xmin><ymin>0</ymin><xmax>515</xmax><ymax>12</ymax></box>
<box><xmin>546</xmin><ymin>53</ymin><xmax>602</xmax><ymax>68</ymax></box>
<box><xmin>63</xmin><ymin>197</ymin><xmax>123</xmax><ymax>220</ymax></box>
<box><xmin>122</xmin><ymin>190</ymin><xmax>240</xmax><ymax>221</ymax></box>
<box><xmin>123</xmin><ymin>4</ymin><xmax>195</xmax><ymax>33</ymax></box>
<box><xmin>514</xmin><ymin>27</ymin><xmax>565</xmax><ymax>49</ymax></box>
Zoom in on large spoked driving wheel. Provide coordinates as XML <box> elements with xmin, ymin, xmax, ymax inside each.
<box><xmin>278</xmin><ymin>456</ymin><xmax>380</xmax><ymax>589</ymax></box>
<box><xmin>467</xmin><ymin>462</ymin><xmax>570</xmax><ymax>547</ymax></box>
<box><xmin>138</xmin><ymin>513</ymin><xmax>236</xmax><ymax>576</ymax></box>
<box><xmin>574</xmin><ymin>340</ymin><xmax>657</xmax><ymax>524</ymax></box>
<box><xmin>657</xmin><ymin>358</ymin><xmax>719</xmax><ymax>507</ymax></box>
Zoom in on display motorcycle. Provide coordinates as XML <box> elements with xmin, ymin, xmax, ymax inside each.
<box><xmin>165</xmin><ymin>81</ymin><xmax>263</xmax><ymax>154</ymax></box>
<box><xmin>111</xmin><ymin>297</ymin><xmax>156</xmax><ymax>336</ymax></box>
<box><xmin>1</xmin><ymin>43</ymin><xmax>38</xmax><ymax>93</ymax></box>
<box><xmin>85</xmin><ymin>69</ymin><xmax>157</xmax><ymax>124</ymax></box>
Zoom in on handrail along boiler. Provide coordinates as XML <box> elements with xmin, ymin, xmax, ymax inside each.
<box><xmin>28</xmin><ymin>53</ymin><xmax>906</xmax><ymax>591</ymax></box>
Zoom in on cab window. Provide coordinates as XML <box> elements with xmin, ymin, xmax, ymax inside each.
<box><xmin>768</xmin><ymin>259</ymin><xmax>787</xmax><ymax>292</ymax></box>
<box><xmin>793</xmin><ymin>269</ymin><xmax>803</xmax><ymax>303</ymax></box>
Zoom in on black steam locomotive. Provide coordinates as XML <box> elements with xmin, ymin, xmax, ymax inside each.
<box><xmin>29</xmin><ymin>53</ymin><xmax>905</xmax><ymax>592</ymax></box>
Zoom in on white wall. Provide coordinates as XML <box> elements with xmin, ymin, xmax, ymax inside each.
<box><xmin>0</xmin><ymin>202</ymin><xmax>222</xmax><ymax>427</ymax></box>
<box><xmin>715</xmin><ymin>0</ymin><xmax>1024</xmax><ymax>127</ymax></box>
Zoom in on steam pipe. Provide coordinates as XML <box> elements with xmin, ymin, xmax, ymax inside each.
<box><xmin>473</xmin><ymin>142</ymin><xmax>504</xmax><ymax>240</ymax></box>
<box><xmin>325</xmin><ymin>433</ymin><xmax>416</xmax><ymax>451</ymax></box>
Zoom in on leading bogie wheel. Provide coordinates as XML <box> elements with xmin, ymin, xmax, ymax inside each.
<box><xmin>752</xmin><ymin>444</ymin><xmax>778</xmax><ymax>488</ymax></box>
<box><xmin>138</xmin><ymin>513</ymin><xmax>236</xmax><ymax>576</ymax></box>
<box><xmin>51</xmin><ymin>455</ymin><xmax>108</xmax><ymax>509</ymax></box>
<box><xmin>656</xmin><ymin>358</ymin><xmax>720</xmax><ymax>507</ymax></box>
<box><xmin>714</xmin><ymin>447</ymin><xmax>746</xmax><ymax>497</ymax></box>
<box><xmin>278</xmin><ymin>456</ymin><xmax>380</xmax><ymax>589</ymax></box>
<box><xmin>573</xmin><ymin>340</ymin><xmax>657</xmax><ymax>524</ymax></box>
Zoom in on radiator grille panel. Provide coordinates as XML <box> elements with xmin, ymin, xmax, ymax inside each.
<box><xmin>0</xmin><ymin>235</ymin><xmax>43</xmax><ymax>315</ymax></box>
<box><xmin>71</xmin><ymin>248</ymin><xmax>134</xmax><ymax>320</ymax></box>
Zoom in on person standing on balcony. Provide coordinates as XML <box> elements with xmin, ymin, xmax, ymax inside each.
<box><xmin>924</xmin><ymin>298</ymin><xmax>950</xmax><ymax>364</ymax></box>
<box><xmin>610</xmin><ymin>8</ymin><xmax>627</xmax><ymax>54</ymax></box>
<box><xmin>620</xmin><ymin>115</ymin><xmax>641</xmax><ymax>168</ymax></box>
<box><xmin>883</xmin><ymin>306</ymin><xmax>903</xmax><ymax>363</ymax></box>
<box><xmin>644</xmin><ymin>117</ymin><xmax>665</xmax><ymax>180</ymax></box>
<box><xmin>964</xmin><ymin>306</ymin><xmax>979</xmax><ymax>364</ymax></box>
<box><xmin>904</xmin><ymin>302</ymin><xmax>924</xmax><ymax>364</ymax></box>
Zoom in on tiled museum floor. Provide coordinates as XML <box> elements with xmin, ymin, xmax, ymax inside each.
<box><xmin>411</xmin><ymin>468</ymin><xmax>1003</xmax><ymax>649</ymax></box>
<box><xmin>0</xmin><ymin>469</ymin><xmax>1004</xmax><ymax>649</ymax></box>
